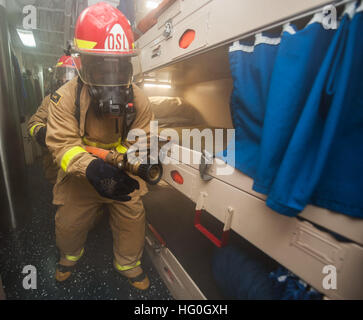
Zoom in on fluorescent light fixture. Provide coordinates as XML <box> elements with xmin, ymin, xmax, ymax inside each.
<box><xmin>144</xmin><ymin>82</ymin><xmax>172</xmax><ymax>89</ymax></box>
<box><xmin>146</xmin><ymin>0</ymin><xmax>160</xmax><ymax>10</ymax></box>
<box><xmin>88</xmin><ymin>0</ymin><xmax>119</xmax><ymax>8</ymax></box>
<box><xmin>17</xmin><ymin>29</ymin><xmax>36</xmax><ymax>47</ymax></box>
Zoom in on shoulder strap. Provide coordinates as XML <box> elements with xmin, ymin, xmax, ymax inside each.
<box><xmin>75</xmin><ymin>77</ymin><xmax>84</xmax><ymax>125</ymax></box>
<box><xmin>121</xmin><ymin>85</ymin><xmax>136</xmax><ymax>142</ymax></box>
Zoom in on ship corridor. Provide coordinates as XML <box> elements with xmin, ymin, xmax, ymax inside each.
<box><xmin>2</xmin><ymin>0</ymin><xmax>362</xmax><ymax>301</ymax></box>
<box><xmin>0</xmin><ymin>0</ymin><xmax>177</xmax><ymax>300</ymax></box>
<box><xmin>0</xmin><ymin>0</ymin><xmax>278</xmax><ymax>300</ymax></box>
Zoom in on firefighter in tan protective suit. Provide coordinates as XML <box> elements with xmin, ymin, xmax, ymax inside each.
<box><xmin>27</xmin><ymin>55</ymin><xmax>77</xmax><ymax>184</ymax></box>
<box><xmin>46</xmin><ymin>3</ymin><xmax>152</xmax><ymax>290</ymax></box>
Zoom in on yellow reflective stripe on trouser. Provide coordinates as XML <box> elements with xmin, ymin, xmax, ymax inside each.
<box><xmin>29</xmin><ymin>124</ymin><xmax>45</xmax><ymax>137</ymax></box>
<box><xmin>115</xmin><ymin>260</ymin><xmax>141</xmax><ymax>272</ymax></box>
<box><xmin>61</xmin><ymin>146</ymin><xmax>87</xmax><ymax>172</ymax></box>
<box><xmin>65</xmin><ymin>248</ymin><xmax>84</xmax><ymax>262</ymax></box>
<box><xmin>82</xmin><ymin>137</ymin><xmax>121</xmax><ymax>150</ymax></box>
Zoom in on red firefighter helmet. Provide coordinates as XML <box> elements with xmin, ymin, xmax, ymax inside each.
<box><xmin>56</xmin><ymin>55</ymin><xmax>76</xmax><ymax>68</ymax></box>
<box><xmin>54</xmin><ymin>55</ymin><xmax>77</xmax><ymax>81</ymax></box>
<box><xmin>72</xmin><ymin>2</ymin><xmax>137</xmax><ymax>86</ymax></box>
<box><xmin>51</xmin><ymin>55</ymin><xmax>77</xmax><ymax>92</ymax></box>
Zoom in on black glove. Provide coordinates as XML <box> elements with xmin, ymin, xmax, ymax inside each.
<box><xmin>86</xmin><ymin>158</ymin><xmax>139</xmax><ymax>201</ymax></box>
<box><xmin>35</xmin><ymin>126</ymin><xmax>47</xmax><ymax>147</ymax></box>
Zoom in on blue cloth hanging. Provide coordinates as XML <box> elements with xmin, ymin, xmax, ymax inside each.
<box><xmin>212</xmin><ymin>246</ymin><xmax>323</xmax><ymax>300</ymax></box>
<box><xmin>212</xmin><ymin>246</ymin><xmax>280</xmax><ymax>300</ymax></box>
<box><xmin>265</xmin><ymin>5</ymin><xmax>360</xmax><ymax>217</ymax></box>
<box><xmin>228</xmin><ymin>32</ymin><xmax>280</xmax><ymax>178</ymax></box>
<box><xmin>252</xmin><ymin>15</ymin><xmax>337</xmax><ymax>195</ymax></box>
<box><xmin>310</xmin><ymin>5</ymin><xmax>363</xmax><ymax>218</ymax></box>
<box><xmin>226</xmin><ymin>3</ymin><xmax>363</xmax><ymax>218</ymax></box>
<box><xmin>269</xmin><ymin>267</ymin><xmax>323</xmax><ymax>300</ymax></box>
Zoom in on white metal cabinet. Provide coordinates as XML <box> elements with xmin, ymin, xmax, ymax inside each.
<box><xmin>160</xmin><ymin>143</ymin><xmax>363</xmax><ymax>299</ymax></box>
<box><xmin>207</xmin><ymin>0</ymin><xmax>335</xmax><ymax>47</ymax></box>
<box><xmin>137</xmin><ymin>0</ymin><xmax>212</xmax><ymax>49</ymax></box>
<box><xmin>162</xmin><ymin>8</ymin><xmax>210</xmax><ymax>62</ymax></box>
<box><xmin>136</xmin><ymin>0</ymin><xmax>338</xmax><ymax>73</ymax></box>
<box><xmin>164</xmin><ymin>144</ymin><xmax>363</xmax><ymax>246</ymax></box>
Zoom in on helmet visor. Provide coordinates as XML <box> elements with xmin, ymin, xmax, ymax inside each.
<box><xmin>55</xmin><ymin>66</ymin><xmax>78</xmax><ymax>83</ymax></box>
<box><xmin>72</xmin><ymin>52</ymin><xmax>134</xmax><ymax>86</ymax></box>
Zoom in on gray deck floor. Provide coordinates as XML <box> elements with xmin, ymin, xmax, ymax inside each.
<box><xmin>0</xmin><ymin>163</ymin><xmax>173</xmax><ymax>300</ymax></box>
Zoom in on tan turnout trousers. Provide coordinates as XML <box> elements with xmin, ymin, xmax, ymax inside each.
<box><xmin>54</xmin><ymin>175</ymin><xmax>145</xmax><ymax>273</ymax></box>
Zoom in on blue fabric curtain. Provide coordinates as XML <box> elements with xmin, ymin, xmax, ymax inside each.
<box><xmin>253</xmin><ymin>17</ymin><xmax>336</xmax><ymax>195</ymax></box>
<box><xmin>311</xmin><ymin>4</ymin><xmax>363</xmax><ymax>217</ymax></box>
<box><xmin>227</xmin><ymin>2</ymin><xmax>363</xmax><ymax>218</ymax></box>
<box><xmin>228</xmin><ymin>32</ymin><xmax>281</xmax><ymax>178</ymax></box>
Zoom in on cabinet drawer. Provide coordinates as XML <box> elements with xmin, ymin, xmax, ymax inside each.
<box><xmin>140</xmin><ymin>38</ymin><xmax>167</xmax><ymax>71</ymax></box>
<box><xmin>168</xmin><ymin>8</ymin><xmax>209</xmax><ymax>60</ymax></box>
<box><xmin>140</xmin><ymin>8</ymin><xmax>209</xmax><ymax>72</ymax></box>
<box><xmin>157</xmin><ymin>0</ymin><xmax>212</xmax><ymax>29</ymax></box>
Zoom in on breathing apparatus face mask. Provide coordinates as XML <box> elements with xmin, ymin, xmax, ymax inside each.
<box><xmin>73</xmin><ymin>53</ymin><xmax>133</xmax><ymax>86</ymax></box>
<box><xmin>88</xmin><ymin>85</ymin><xmax>133</xmax><ymax>117</ymax></box>
<box><xmin>74</xmin><ymin>53</ymin><xmax>134</xmax><ymax>117</ymax></box>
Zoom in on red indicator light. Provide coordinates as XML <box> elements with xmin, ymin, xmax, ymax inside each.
<box><xmin>171</xmin><ymin>170</ymin><xmax>184</xmax><ymax>184</ymax></box>
<box><xmin>179</xmin><ymin>29</ymin><xmax>196</xmax><ymax>49</ymax></box>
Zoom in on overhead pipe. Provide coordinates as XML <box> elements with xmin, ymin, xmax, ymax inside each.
<box><xmin>63</xmin><ymin>0</ymin><xmax>73</xmax><ymax>50</ymax></box>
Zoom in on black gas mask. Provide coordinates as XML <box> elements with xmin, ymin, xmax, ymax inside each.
<box><xmin>88</xmin><ymin>85</ymin><xmax>134</xmax><ymax>117</ymax></box>
<box><xmin>74</xmin><ymin>52</ymin><xmax>137</xmax><ymax>136</ymax></box>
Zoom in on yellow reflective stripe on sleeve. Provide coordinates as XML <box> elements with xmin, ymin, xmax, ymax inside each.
<box><xmin>61</xmin><ymin>146</ymin><xmax>87</xmax><ymax>172</ymax></box>
<box><xmin>82</xmin><ymin>137</ymin><xmax>121</xmax><ymax>150</ymax></box>
<box><xmin>114</xmin><ymin>260</ymin><xmax>141</xmax><ymax>272</ymax></box>
<box><xmin>29</xmin><ymin>124</ymin><xmax>45</xmax><ymax>137</ymax></box>
<box><xmin>65</xmin><ymin>248</ymin><xmax>84</xmax><ymax>262</ymax></box>
<box><xmin>116</xmin><ymin>144</ymin><xmax>128</xmax><ymax>154</ymax></box>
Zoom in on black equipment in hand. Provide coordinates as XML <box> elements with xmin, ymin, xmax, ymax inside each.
<box><xmin>86</xmin><ymin>158</ymin><xmax>139</xmax><ymax>201</ymax></box>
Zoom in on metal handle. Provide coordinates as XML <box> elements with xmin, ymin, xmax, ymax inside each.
<box><xmin>199</xmin><ymin>149</ymin><xmax>213</xmax><ymax>181</ymax></box>
<box><xmin>163</xmin><ymin>20</ymin><xmax>173</xmax><ymax>38</ymax></box>
<box><xmin>151</xmin><ymin>45</ymin><xmax>161</xmax><ymax>58</ymax></box>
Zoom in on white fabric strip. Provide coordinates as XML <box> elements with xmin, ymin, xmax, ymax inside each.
<box><xmin>307</xmin><ymin>11</ymin><xmax>324</xmax><ymax>25</ymax></box>
<box><xmin>356</xmin><ymin>1</ymin><xmax>363</xmax><ymax>13</ymax></box>
<box><xmin>229</xmin><ymin>41</ymin><xmax>254</xmax><ymax>53</ymax></box>
<box><xmin>254</xmin><ymin>32</ymin><xmax>281</xmax><ymax>46</ymax></box>
<box><xmin>229</xmin><ymin>1</ymin><xmax>360</xmax><ymax>53</ymax></box>
<box><xmin>307</xmin><ymin>5</ymin><xmax>338</xmax><ymax>30</ymax></box>
<box><xmin>282</xmin><ymin>23</ymin><xmax>296</xmax><ymax>35</ymax></box>
<box><xmin>342</xmin><ymin>1</ymin><xmax>357</xmax><ymax>19</ymax></box>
